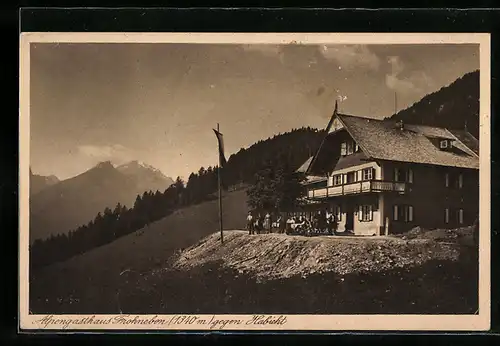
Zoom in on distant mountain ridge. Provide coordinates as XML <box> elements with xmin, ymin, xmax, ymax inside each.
<box><xmin>30</xmin><ymin>169</ymin><xmax>60</xmax><ymax>195</ymax></box>
<box><xmin>387</xmin><ymin>70</ymin><xmax>479</xmax><ymax>138</ymax></box>
<box><xmin>30</xmin><ymin>160</ymin><xmax>174</xmax><ymax>242</ymax></box>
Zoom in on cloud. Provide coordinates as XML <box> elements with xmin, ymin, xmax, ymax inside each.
<box><xmin>241</xmin><ymin>44</ymin><xmax>381</xmax><ymax>72</ymax></box>
<box><xmin>77</xmin><ymin>144</ymin><xmax>135</xmax><ymax>164</ymax></box>
<box><xmin>385</xmin><ymin>56</ymin><xmax>434</xmax><ymax>95</ymax></box>
<box><xmin>320</xmin><ymin>45</ymin><xmax>381</xmax><ymax>71</ymax></box>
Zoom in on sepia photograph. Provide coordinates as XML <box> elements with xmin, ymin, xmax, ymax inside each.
<box><xmin>19</xmin><ymin>33</ymin><xmax>491</xmax><ymax>331</ymax></box>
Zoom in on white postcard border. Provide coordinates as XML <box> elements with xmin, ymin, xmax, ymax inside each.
<box><xmin>19</xmin><ymin>32</ymin><xmax>491</xmax><ymax>331</ymax></box>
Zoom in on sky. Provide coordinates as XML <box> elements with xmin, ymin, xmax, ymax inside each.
<box><xmin>29</xmin><ymin>43</ymin><xmax>479</xmax><ymax>180</ymax></box>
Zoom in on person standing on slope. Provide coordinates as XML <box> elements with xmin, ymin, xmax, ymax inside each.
<box><xmin>246</xmin><ymin>211</ymin><xmax>254</xmax><ymax>235</ymax></box>
<box><xmin>264</xmin><ymin>212</ymin><xmax>271</xmax><ymax>234</ymax></box>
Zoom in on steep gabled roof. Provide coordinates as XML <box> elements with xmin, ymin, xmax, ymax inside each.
<box><xmin>296</xmin><ymin>156</ymin><xmax>314</xmax><ymax>173</ymax></box>
<box><xmin>336</xmin><ymin>114</ymin><xmax>479</xmax><ymax>169</ymax></box>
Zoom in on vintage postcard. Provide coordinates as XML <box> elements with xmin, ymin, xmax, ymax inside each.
<box><xmin>19</xmin><ymin>32</ymin><xmax>491</xmax><ymax>331</ymax></box>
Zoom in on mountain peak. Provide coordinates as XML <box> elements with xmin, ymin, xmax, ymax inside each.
<box><xmin>94</xmin><ymin>161</ymin><xmax>116</xmax><ymax>170</ymax></box>
<box><xmin>30</xmin><ymin>169</ymin><xmax>60</xmax><ymax>195</ymax></box>
<box><xmin>116</xmin><ymin>160</ymin><xmax>174</xmax><ymax>193</ymax></box>
<box><xmin>118</xmin><ymin>160</ymin><xmax>164</xmax><ymax>175</ymax></box>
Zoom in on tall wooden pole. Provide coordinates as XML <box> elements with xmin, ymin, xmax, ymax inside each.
<box><xmin>394</xmin><ymin>92</ymin><xmax>398</xmax><ymax>115</ymax></box>
<box><xmin>217</xmin><ymin>123</ymin><xmax>224</xmax><ymax>244</ymax></box>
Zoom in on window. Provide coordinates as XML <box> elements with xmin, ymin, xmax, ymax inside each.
<box><xmin>341</xmin><ymin>140</ymin><xmax>357</xmax><ymax>156</ymax></box>
<box><xmin>346</xmin><ymin>141</ymin><xmax>355</xmax><ymax>155</ymax></box>
<box><xmin>362</xmin><ymin>168</ymin><xmax>374</xmax><ymax>180</ymax></box>
<box><xmin>340</xmin><ymin>142</ymin><xmax>347</xmax><ymax>156</ymax></box>
<box><xmin>440</xmin><ymin>140</ymin><xmax>449</xmax><ymax>149</ymax></box>
<box><xmin>346</xmin><ymin>172</ymin><xmax>357</xmax><ymax>183</ymax></box>
<box><xmin>394</xmin><ymin>167</ymin><xmax>413</xmax><ymax>183</ymax></box>
<box><xmin>445</xmin><ymin>172</ymin><xmax>464</xmax><ymax>189</ymax></box>
<box><xmin>333</xmin><ymin>175</ymin><xmax>342</xmax><ymax>186</ymax></box>
<box><xmin>457</xmin><ymin>209</ymin><xmax>464</xmax><ymax>224</ymax></box>
<box><xmin>393</xmin><ymin>205</ymin><xmax>414</xmax><ymax>222</ymax></box>
<box><xmin>359</xmin><ymin>205</ymin><xmax>373</xmax><ymax>222</ymax></box>
<box><xmin>445</xmin><ymin>208</ymin><xmax>450</xmax><ymax>224</ymax></box>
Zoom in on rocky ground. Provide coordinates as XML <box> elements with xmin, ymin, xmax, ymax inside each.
<box><xmin>172</xmin><ymin>227</ymin><xmax>475</xmax><ymax>281</ymax></box>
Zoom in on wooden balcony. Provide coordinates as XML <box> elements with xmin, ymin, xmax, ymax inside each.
<box><xmin>306</xmin><ymin>180</ymin><xmax>407</xmax><ymax>199</ymax></box>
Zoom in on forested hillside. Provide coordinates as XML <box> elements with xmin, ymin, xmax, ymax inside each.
<box><xmin>388</xmin><ymin>70</ymin><xmax>479</xmax><ymax>138</ymax></box>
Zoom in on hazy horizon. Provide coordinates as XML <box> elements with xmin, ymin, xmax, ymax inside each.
<box><xmin>30</xmin><ymin>43</ymin><xmax>479</xmax><ymax>180</ymax></box>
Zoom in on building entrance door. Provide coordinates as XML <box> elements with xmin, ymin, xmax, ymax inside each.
<box><xmin>345</xmin><ymin>203</ymin><xmax>354</xmax><ymax>232</ymax></box>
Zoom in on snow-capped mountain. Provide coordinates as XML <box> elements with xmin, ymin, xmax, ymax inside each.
<box><xmin>116</xmin><ymin>160</ymin><xmax>174</xmax><ymax>193</ymax></box>
<box><xmin>30</xmin><ymin>160</ymin><xmax>174</xmax><ymax>243</ymax></box>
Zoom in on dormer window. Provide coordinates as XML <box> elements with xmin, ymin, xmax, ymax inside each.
<box><xmin>437</xmin><ymin>138</ymin><xmax>455</xmax><ymax>150</ymax></box>
<box><xmin>341</xmin><ymin>140</ymin><xmax>358</xmax><ymax>156</ymax></box>
<box><xmin>340</xmin><ymin>142</ymin><xmax>347</xmax><ymax>156</ymax></box>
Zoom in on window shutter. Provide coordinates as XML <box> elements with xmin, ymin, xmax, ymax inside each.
<box><xmin>408</xmin><ymin>206</ymin><xmax>414</xmax><ymax>222</ymax></box>
<box><xmin>358</xmin><ymin>170</ymin><xmax>363</xmax><ymax>181</ymax></box>
<box><xmin>393</xmin><ymin>205</ymin><xmax>399</xmax><ymax>221</ymax></box>
<box><xmin>458</xmin><ymin>209</ymin><xmax>464</xmax><ymax>224</ymax></box>
<box><xmin>369</xmin><ymin>205</ymin><xmax>373</xmax><ymax>221</ymax></box>
<box><xmin>343</xmin><ymin>174</ymin><xmax>347</xmax><ymax>184</ymax></box>
<box><xmin>358</xmin><ymin>205</ymin><xmax>363</xmax><ymax>221</ymax></box>
<box><xmin>445</xmin><ymin>208</ymin><xmax>449</xmax><ymax>223</ymax></box>
<box><xmin>408</xmin><ymin>169</ymin><xmax>413</xmax><ymax>183</ymax></box>
<box><xmin>371</xmin><ymin>168</ymin><xmax>375</xmax><ymax>180</ymax></box>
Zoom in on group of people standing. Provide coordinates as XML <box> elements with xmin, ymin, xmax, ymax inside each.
<box><xmin>246</xmin><ymin>209</ymin><xmax>339</xmax><ymax>236</ymax></box>
<box><xmin>246</xmin><ymin>212</ymin><xmax>285</xmax><ymax>235</ymax></box>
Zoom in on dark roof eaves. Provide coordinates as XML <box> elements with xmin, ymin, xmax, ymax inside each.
<box><xmin>369</xmin><ymin>157</ymin><xmax>479</xmax><ymax>170</ymax></box>
<box><xmin>446</xmin><ymin>129</ymin><xmax>480</xmax><ymax>158</ymax></box>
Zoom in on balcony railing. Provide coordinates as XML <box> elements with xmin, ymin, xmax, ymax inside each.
<box><xmin>307</xmin><ymin>180</ymin><xmax>407</xmax><ymax>199</ymax></box>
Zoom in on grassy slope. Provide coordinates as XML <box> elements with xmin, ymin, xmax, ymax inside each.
<box><xmin>30</xmin><ymin>188</ymin><xmax>248</xmax><ymax>313</ymax></box>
